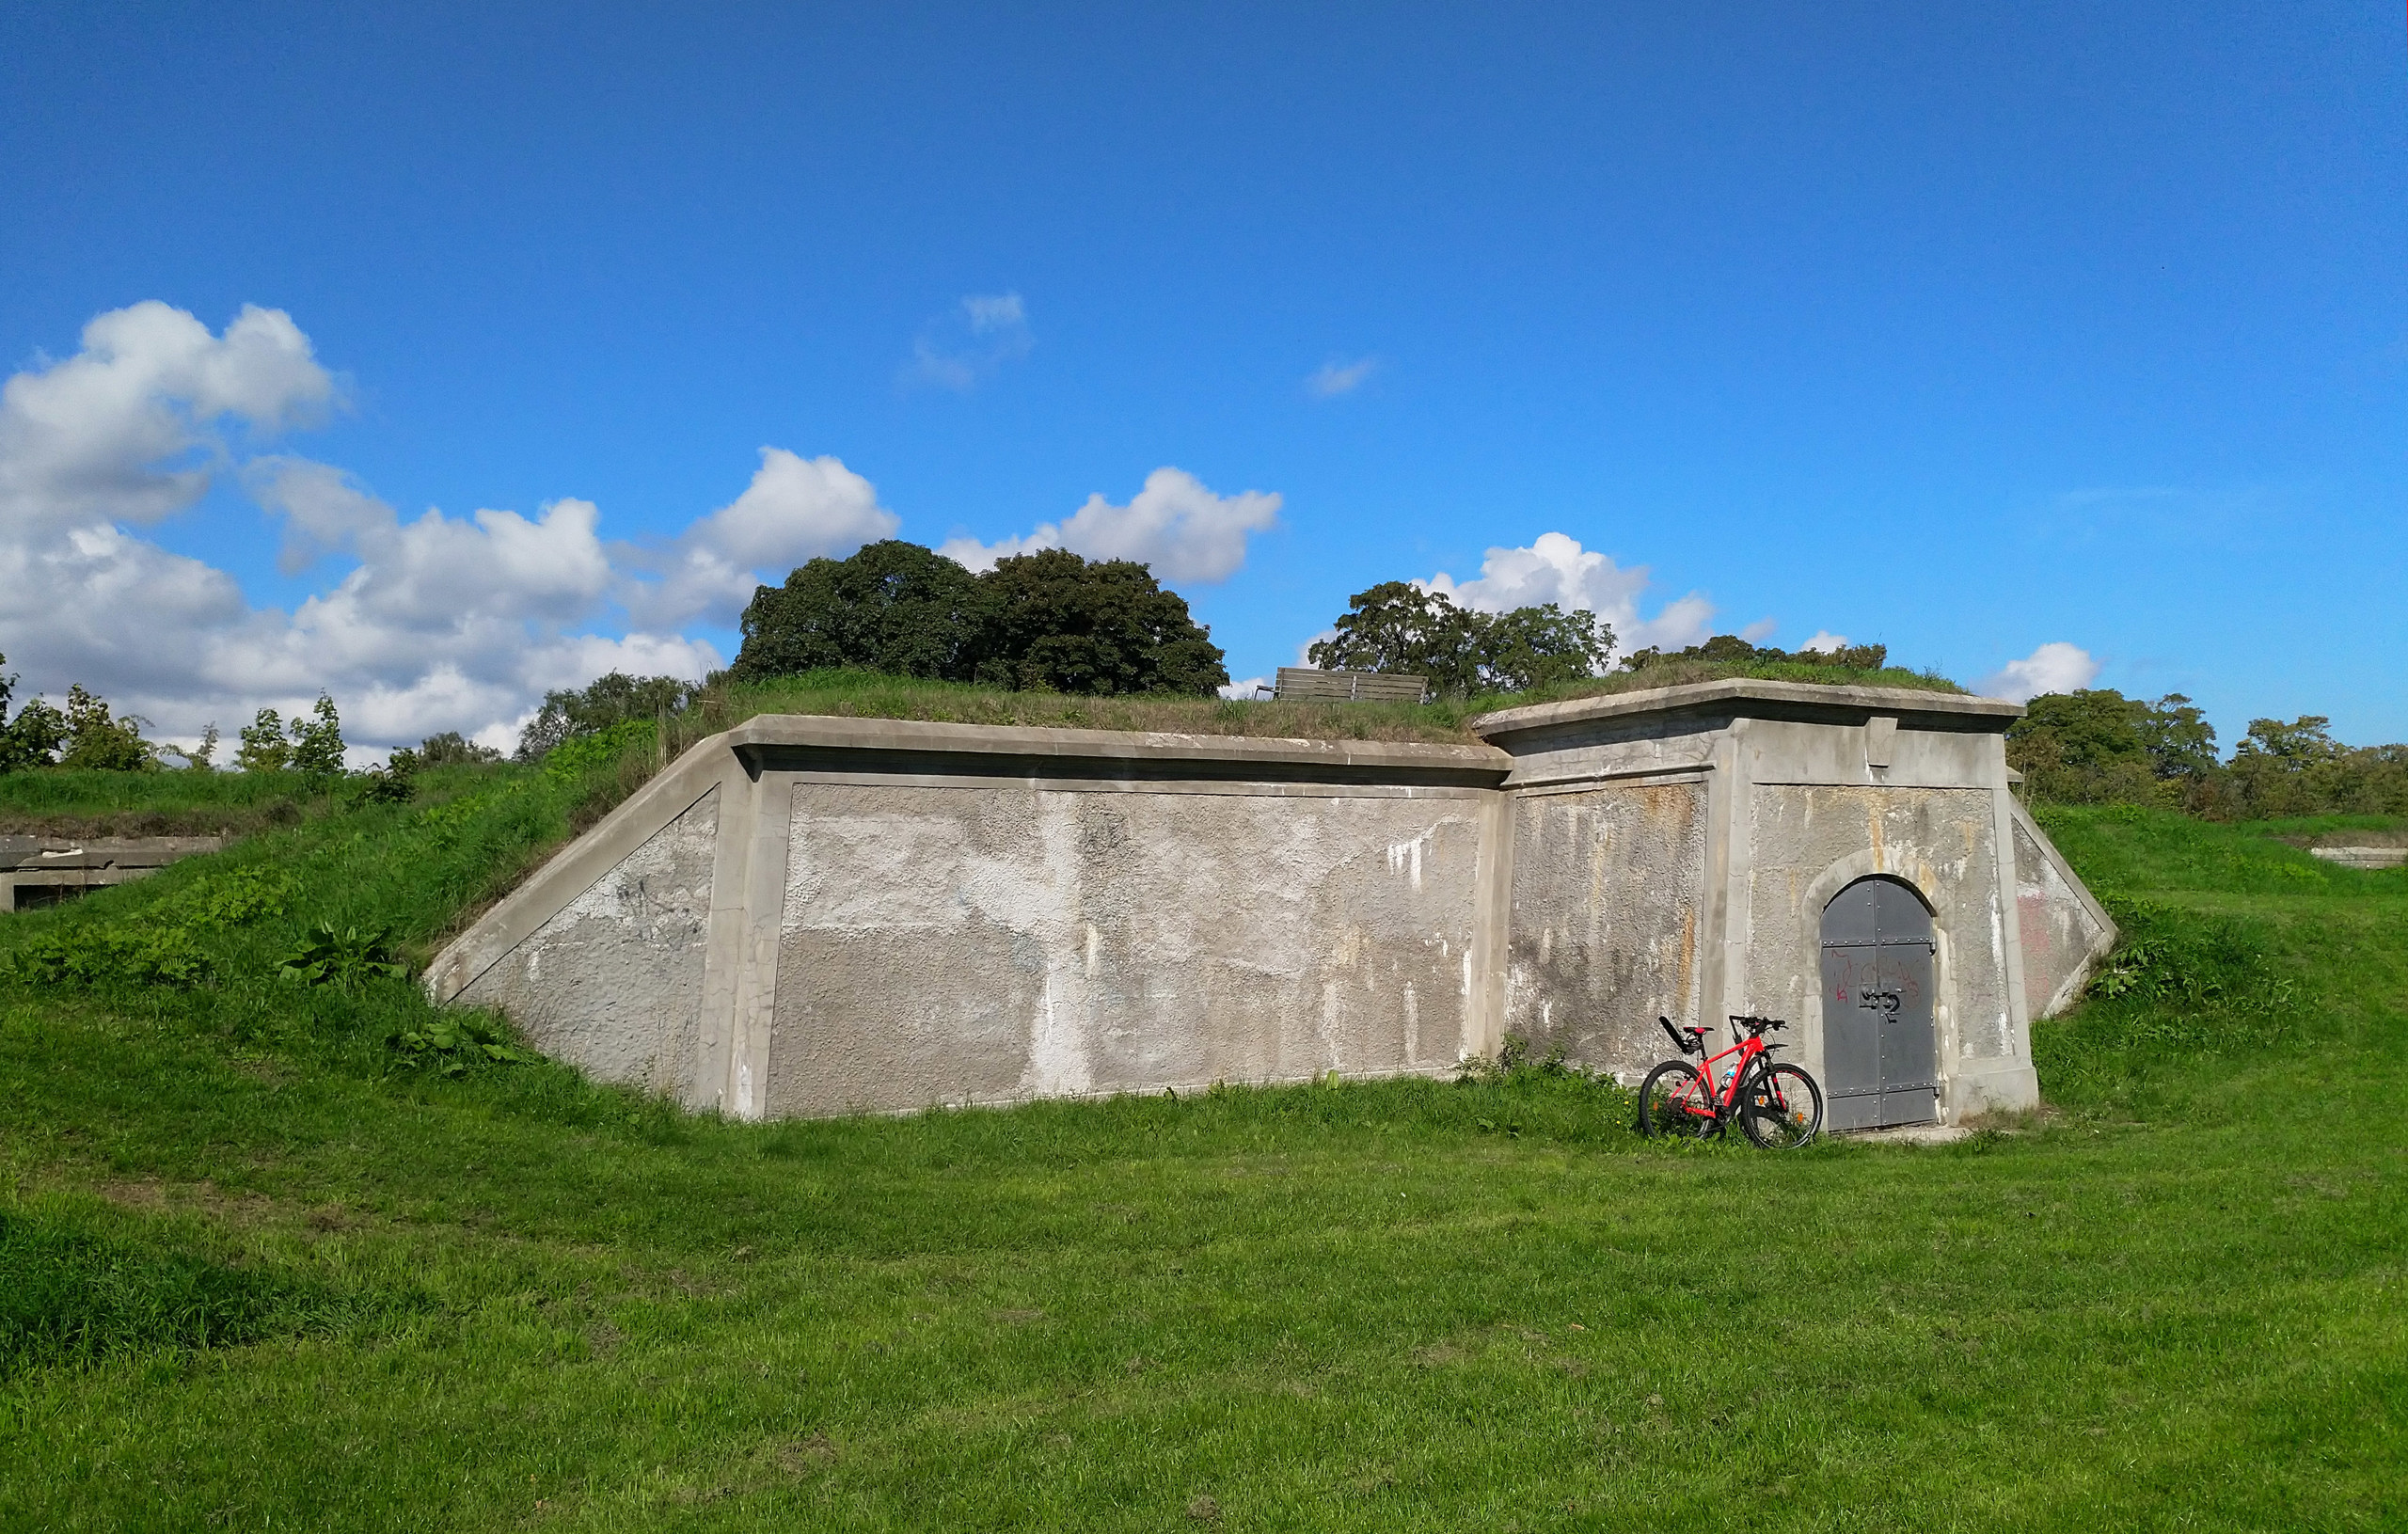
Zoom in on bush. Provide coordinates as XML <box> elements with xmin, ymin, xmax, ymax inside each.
<box><xmin>515</xmin><ymin>674</ymin><xmax>694</xmax><ymax>763</ymax></box>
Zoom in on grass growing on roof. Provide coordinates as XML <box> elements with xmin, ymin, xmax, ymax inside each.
<box><xmin>0</xmin><ymin>750</ymin><xmax>2400</xmax><ymax>1529</ymax></box>
<box><xmin>659</xmin><ymin>658</ymin><xmax>1968</xmax><ymax>753</ymax></box>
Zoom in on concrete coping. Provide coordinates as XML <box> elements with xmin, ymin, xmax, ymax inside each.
<box><xmin>721</xmin><ymin>713</ymin><xmax>1513</xmax><ymax>784</ymax></box>
<box><xmin>0</xmin><ymin>834</ymin><xmax>230</xmax><ymax>871</ymax></box>
<box><xmin>1466</xmin><ymin>678</ymin><xmax>2024</xmax><ymax>744</ymax></box>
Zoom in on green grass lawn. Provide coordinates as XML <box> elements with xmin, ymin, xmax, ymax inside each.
<box><xmin>0</xmin><ymin>769</ymin><xmax>2400</xmax><ymax>1530</ymax></box>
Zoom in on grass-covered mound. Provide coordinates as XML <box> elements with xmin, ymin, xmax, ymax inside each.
<box><xmin>0</xmin><ymin>758</ymin><xmax>2399</xmax><ymax>1529</ymax></box>
<box><xmin>0</xmin><ymin>765</ymin><xmax>333</xmax><ymax>838</ymax></box>
<box><xmin>652</xmin><ymin>658</ymin><xmax>1967</xmax><ymax>754</ymax></box>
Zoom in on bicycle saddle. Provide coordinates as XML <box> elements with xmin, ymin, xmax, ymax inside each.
<box><xmin>1658</xmin><ymin>1016</ymin><xmax>1708</xmax><ymax>1056</ymax></box>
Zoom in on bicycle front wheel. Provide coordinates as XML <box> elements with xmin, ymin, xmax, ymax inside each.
<box><xmin>1740</xmin><ymin>1063</ymin><xmax>1824</xmax><ymax>1148</ymax></box>
<box><xmin>1638</xmin><ymin>1060</ymin><xmax>1716</xmax><ymax>1140</ymax></box>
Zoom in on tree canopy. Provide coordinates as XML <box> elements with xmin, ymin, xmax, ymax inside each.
<box><xmin>515</xmin><ymin>673</ymin><xmax>698</xmax><ymax>762</ymax></box>
<box><xmin>731</xmin><ymin>542</ymin><xmax>1228</xmax><ymax>698</ymax></box>
<box><xmin>1306</xmin><ymin>582</ymin><xmax>1613</xmax><ymax>697</ymax></box>
<box><xmin>1613</xmin><ymin>634</ymin><xmax>1894</xmax><ymax>673</ymax></box>
<box><xmin>735</xmin><ymin>540</ymin><xmax>982</xmax><ymax>683</ymax></box>
<box><xmin>971</xmin><ymin>549</ymin><xmax>1228</xmax><ymax>696</ymax></box>
<box><xmin>2006</xmin><ymin>688</ymin><xmax>2406</xmax><ymax>818</ymax></box>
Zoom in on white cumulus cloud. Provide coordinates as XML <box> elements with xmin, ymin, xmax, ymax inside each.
<box><xmin>1975</xmin><ymin>641</ymin><xmax>2099</xmax><ymax>704</ymax></box>
<box><xmin>939</xmin><ymin>467</ymin><xmax>1279</xmax><ymax>586</ymax></box>
<box><xmin>0</xmin><ymin>301</ymin><xmax>811</xmax><ymax>755</ymax></box>
<box><xmin>1420</xmin><ymin>531</ymin><xmax>1716</xmax><ymax>655</ymax></box>
<box><xmin>1799</xmin><ymin>631</ymin><xmax>1848</xmax><ymax>653</ymax></box>
<box><xmin>0</xmin><ymin>300</ymin><xmax>334</xmax><ymax>536</ymax></box>
<box><xmin>621</xmin><ymin>447</ymin><xmax>898</xmax><ymax>626</ymax></box>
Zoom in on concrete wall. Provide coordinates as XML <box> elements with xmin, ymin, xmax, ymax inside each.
<box><xmin>456</xmin><ymin>787</ymin><xmax>719</xmax><ymax>1095</ymax></box>
<box><xmin>1471</xmin><ymin>683</ymin><xmax>2072</xmax><ymax>1119</ymax></box>
<box><xmin>768</xmin><ymin>781</ymin><xmax>1486</xmax><ymax>1115</ymax></box>
<box><xmin>1744</xmin><ymin>783</ymin><xmax>2026</xmax><ymax>1115</ymax></box>
<box><xmin>427</xmin><ymin>682</ymin><xmax>2115</xmax><ymax>1127</ymax></box>
<box><xmin>1501</xmin><ymin>782</ymin><xmax>1707</xmax><ymax>1072</ymax></box>
<box><xmin>2009</xmin><ymin>799</ymin><xmax>2117</xmax><ymax>1019</ymax></box>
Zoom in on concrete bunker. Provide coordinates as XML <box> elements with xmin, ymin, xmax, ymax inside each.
<box><xmin>1</xmin><ymin>836</ymin><xmax>229</xmax><ymax>912</ymax></box>
<box><xmin>428</xmin><ymin>680</ymin><xmax>2116</xmax><ymax>1126</ymax></box>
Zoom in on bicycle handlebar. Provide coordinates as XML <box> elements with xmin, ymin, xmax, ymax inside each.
<box><xmin>1660</xmin><ymin>1014</ymin><xmax>1792</xmax><ymax>1053</ymax></box>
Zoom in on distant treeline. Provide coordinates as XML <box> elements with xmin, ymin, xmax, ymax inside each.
<box><xmin>2007</xmin><ymin>689</ymin><xmax>2406</xmax><ymax>819</ymax></box>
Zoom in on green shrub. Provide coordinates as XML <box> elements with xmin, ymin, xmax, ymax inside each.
<box><xmin>7</xmin><ymin>924</ymin><xmax>215</xmax><ymax>988</ymax></box>
<box><xmin>385</xmin><ymin>1009</ymin><xmax>541</xmax><ymax>1077</ymax></box>
<box><xmin>274</xmin><ymin>923</ymin><xmax>408</xmax><ymax>988</ymax></box>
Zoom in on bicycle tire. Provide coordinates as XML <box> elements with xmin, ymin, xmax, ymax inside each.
<box><xmin>1739</xmin><ymin>1062</ymin><xmax>1824</xmax><ymax>1148</ymax></box>
<box><xmin>1638</xmin><ymin>1060</ymin><xmax>1716</xmax><ymax>1140</ymax></box>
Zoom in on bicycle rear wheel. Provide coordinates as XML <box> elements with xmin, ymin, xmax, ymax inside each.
<box><xmin>1638</xmin><ymin>1061</ymin><xmax>1716</xmax><ymax>1139</ymax></box>
<box><xmin>1740</xmin><ymin>1063</ymin><xmax>1823</xmax><ymax>1148</ymax></box>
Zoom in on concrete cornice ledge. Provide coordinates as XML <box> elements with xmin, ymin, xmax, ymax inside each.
<box><xmin>1467</xmin><ymin>679</ymin><xmax>2022</xmax><ymax>744</ymax></box>
<box><xmin>725</xmin><ymin>713</ymin><xmax>1513</xmax><ymax>786</ymax></box>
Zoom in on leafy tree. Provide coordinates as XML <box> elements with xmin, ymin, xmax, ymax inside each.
<box><xmin>1307</xmin><ymin>582</ymin><xmax>1484</xmax><ymax>694</ymax></box>
<box><xmin>2005</xmin><ymin>689</ymin><xmax>2161</xmax><ymax>806</ymax></box>
<box><xmin>236</xmin><ymin>709</ymin><xmax>293</xmax><ymax>772</ymax></box>
<box><xmin>515</xmin><ymin>672</ymin><xmax>697</xmax><ymax>761</ymax></box>
<box><xmin>56</xmin><ymin>685</ymin><xmax>156</xmax><ymax>771</ymax></box>
<box><xmin>413</xmin><ymin>731</ymin><xmax>502</xmax><ymax>767</ymax></box>
<box><xmin>0</xmin><ymin>655</ymin><xmax>71</xmax><ymax>772</ymax></box>
<box><xmin>161</xmin><ymin>723</ymin><xmax>220</xmax><ymax>770</ymax></box>
<box><xmin>735</xmin><ymin>540</ymin><xmax>983</xmax><ymax>682</ymax></box>
<box><xmin>970</xmin><ymin>549</ymin><xmax>1228</xmax><ymax>696</ymax></box>
<box><xmin>2132</xmin><ymin>692</ymin><xmax>2219</xmax><ymax>783</ymax></box>
<box><xmin>1307</xmin><ymin>583</ymin><xmax>1614</xmax><ymax>696</ymax></box>
<box><xmin>288</xmin><ymin>694</ymin><xmax>347</xmax><ymax>777</ymax></box>
<box><xmin>733</xmin><ymin>542</ymin><xmax>1227</xmax><ymax>697</ymax></box>
<box><xmin>2226</xmin><ymin>715</ymin><xmax>2353</xmax><ymax>819</ymax></box>
<box><xmin>1479</xmin><ymin>603</ymin><xmax>1615</xmax><ymax>691</ymax></box>
<box><xmin>0</xmin><ymin>697</ymin><xmax>69</xmax><ymax>773</ymax></box>
<box><xmin>1621</xmin><ymin>636</ymin><xmax>1890</xmax><ymax>672</ymax></box>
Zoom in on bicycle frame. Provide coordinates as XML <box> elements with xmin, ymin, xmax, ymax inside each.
<box><xmin>1657</xmin><ymin>1017</ymin><xmax>1786</xmax><ymax>1133</ymax></box>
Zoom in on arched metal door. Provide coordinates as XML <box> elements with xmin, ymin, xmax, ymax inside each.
<box><xmin>1819</xmin><ymin>877</ymin><xmax>1938</xmax><ymax>1130</ymax></box>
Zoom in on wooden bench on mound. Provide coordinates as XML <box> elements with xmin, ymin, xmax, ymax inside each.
<box><xmin>1268</xmin><ymin>668</ymin><xmax>1430</xmax><ymax>704</ymax></box>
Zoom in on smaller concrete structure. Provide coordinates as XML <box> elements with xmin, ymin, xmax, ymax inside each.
<box><xmin>2308</xmin><ymin>846</ymin><xmax>2407</xmax><ymax>870</ymax></box>
<box><xmin>0</xmin><ymin>835</ymin><xmax>228</xmax><ymax>911</ymax></box>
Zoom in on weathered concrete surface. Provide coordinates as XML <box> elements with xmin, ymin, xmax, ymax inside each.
<box><xmin>1745</xmin><ymin>784</ymin><xmax>2031</xmax><ymax>1117</ymax></box>
<box><xmin>1474</xmin><ymin>684</ymin><xmax>2050</xmax><ymax>1120</ymax></box>
<box><xmin>427</xmin><ymin>684</ymin><xmax>2114</xmax><ymax>1127</ymax></box>
<box><xmin>2010</xmin><ymin>799</ymin><xmax>2117</xmax><ymax>1018</ymax></box>
<box><xmin>457</xmin><ymin>788</ymin><xmax>719</xmax><ymax>1094</ymax></box>
<box><xmin>1</xmin><ymin>835</ymin><xmax>227</xmax><ymax>910</ymax></box>
<box><xmin>1502</xmin><ymin>783</ymin><xmax>1707</xmax><ymax>1075</ymax></box>
<box><xmin>768</xmin><ymin>783</ymin><xmax>1485</xmax><ymax>1115</ymax></box>
<box><xmin>2310</xmin><ymin>846</ymin><xmax>2408</xmax><ymax>870</ymax></box>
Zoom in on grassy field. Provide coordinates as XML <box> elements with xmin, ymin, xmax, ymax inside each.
<box><xmin>0</xmin><ymin>759</ymin><xmax>2400</xmax><ymax>1530</ymax></box>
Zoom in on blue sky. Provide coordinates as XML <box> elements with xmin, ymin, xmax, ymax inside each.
<box><xmin>2</xmin><ymin>2</ymin><xmax>2402</xmax><ymax>751</ymax></box>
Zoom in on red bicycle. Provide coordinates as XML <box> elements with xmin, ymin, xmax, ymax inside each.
<box><xmin>1638</xmin><ymin>1015</ymin><xmax>1824</xmax><ymax>1147</ymax></box>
